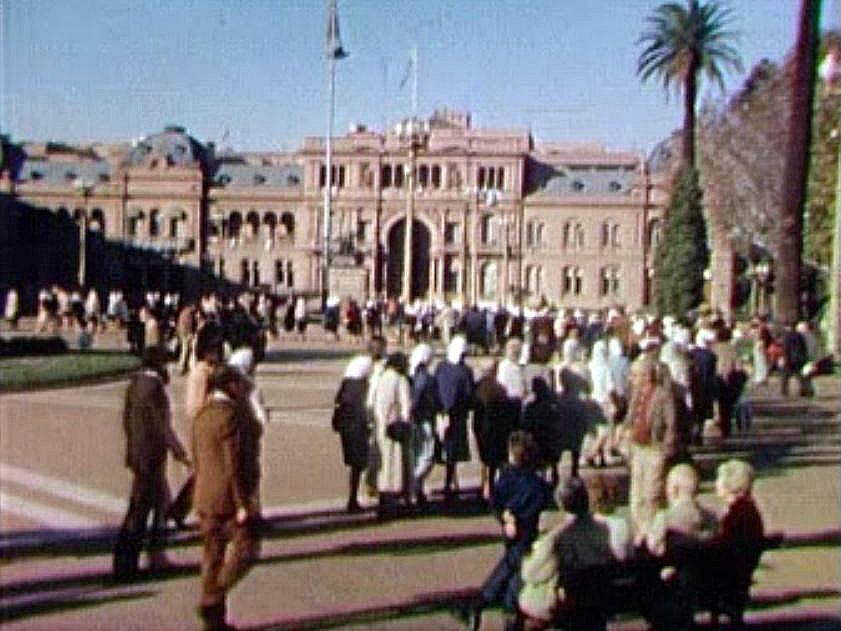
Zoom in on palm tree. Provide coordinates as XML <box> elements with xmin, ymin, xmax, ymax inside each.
<box><xmin>637</xmin><ymin>0</ymin><xmax>742</xmax><ymax>168</ymax></box>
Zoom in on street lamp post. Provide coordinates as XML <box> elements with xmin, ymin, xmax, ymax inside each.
<box><xmin>397</xmin><ymin>118</ymin><xmax>428</xmax><ymax>304</ymax></box>
<box><xmin>74</xmin><ymin>178</ymin><xmax>94</xmax><ymax>289</ymax></box>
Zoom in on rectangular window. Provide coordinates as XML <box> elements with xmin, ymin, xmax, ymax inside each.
<box><xmin>444</xmin><ymin>255</ymin><xmax>458</xmax><ymax>293</ymax></box>
<box><xmin>526</xmin><ymin>222</ymin><xmax>534</xmax><ymax>247</ymax></box>
<box><xmin>338</xmin><ymin>165</ymin><xmax>346</xmax><ymax>188</ymax></box>
<box><xmin>357</xmin><ymin>220</ymin><xmax>371</xmax><ymax>243</ymax></box>
<box><xmin>497</xmin><ymin>167</ymin><xmax>505</xmax><ymax>190</ymax></box>
<box><xmin>394</xmin><ymin>164</ymin><xmax>404</xmax><ymax>188</ymax></box>
<box><xmin>319</xmin><ymin>165</ymin><xmax>326</xmax><ymax>188</ymax></box>
<box><xmin>477</xmin><ymin>167</ymin><xmax>486</xmax><ymax>190</ymax></box>
<box><xmin>431</xmin><ymin>165</ymin><xmax>441</xmax><ymax>188</ymax></box>
<box><xmin>275</xmin><ymin>260</ymin><xmax>284</xmax><ymax>285</ymax></box>
<box><xmin>445</xmin><ymin>221</ymin><xmax>460</xmax><ymax>245</ymax></box>
<box><xmin>381</xmin><ymin>165</ymin><xmax>392</xmax><ymax>188</ymax></box>
<box><xmin>286</xmin><ymin>261</ymin><xmax>294</xmax><ymax>288</ymax></box>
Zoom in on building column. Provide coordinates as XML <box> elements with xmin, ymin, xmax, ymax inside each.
<box><xmin>437</xmin><ymin>255</ymin><xmax>445</xmax><ymax>302</ymax></box>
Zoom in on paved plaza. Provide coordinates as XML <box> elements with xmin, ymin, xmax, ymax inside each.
<box><xmin>0</xmin><ymin>338</ymin><xmax>839</xmax><ymax>630</ymax></box>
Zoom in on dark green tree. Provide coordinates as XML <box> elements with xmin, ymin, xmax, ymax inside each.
<box><xmin>637</xmin><ymin>0</ymin><xmax>742</xmax><ymax>168</ymax></box>
<box><xmin>653</xmin><ymin>165</ymin><xmax>709</xmax><ymax>316</ymax></box>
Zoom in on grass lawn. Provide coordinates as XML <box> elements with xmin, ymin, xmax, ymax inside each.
<box><xmin>0</xmin><ymin>351</ymin><xmax>140</xmax><ymax>392</ymax></box>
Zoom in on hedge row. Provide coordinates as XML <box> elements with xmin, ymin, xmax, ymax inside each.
<box><xmin>0</xmin><ymin>336</ymin><xmax>69</xmax><ymax>357</ymax></box>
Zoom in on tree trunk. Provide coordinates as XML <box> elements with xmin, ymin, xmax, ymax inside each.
<box><xmin>776</xmin><ymin>0</ymin><xmax>819</xmax><ymax>324</ymax></box>
<box><xmin>682</xmin><ymin>60</ymin><xmax>699</xmax><ymax>168</ymax></box>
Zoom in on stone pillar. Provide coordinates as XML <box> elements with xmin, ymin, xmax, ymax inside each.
<box><xmin>710</xmin><ymin>237</ymin><xmax>735</xmax><ymax>319</ymax></box>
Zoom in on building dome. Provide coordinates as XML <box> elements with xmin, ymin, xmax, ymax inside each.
<box><xmin>646</xmin><ymin>131</ymin><xmax>680</xmax><ymax>174</ymax></box>
<box><xmin>125</xmin><ymin>125</ymin><xmax>208</xmax><ymax>171</ymax></box>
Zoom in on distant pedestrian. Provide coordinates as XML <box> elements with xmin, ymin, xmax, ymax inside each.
<box><xmin>369</xmin><ymin>352</ymin><xmax>412</xmax><ymax>517</ymax></box>
<box><xmin>332</xmin><ymin>355</ymin><xmax>373</xmax><ymax>512</ymax></box>
<box><xmin>435</xmin><ymin>335</ymin><xmax>474</xmax><ymax>502</ymax></box>
<box><xmin>3</xmin><ymin>287</ymin><xmax>19</xmax><ymax>330</ymax></box>
<box><xmin>409</xmin><ymin>343</ymin><xmax>440</xmax><ymax>508</ymax></box>
<box><xmin>113</xmin><ymin>348</ymin><xmax>190</xmax><ymax>582</ymax></box>
<box><xmin>193</xmin><ymin>366</ymin><xmax>261</xmax><ymax>631</ymax></box>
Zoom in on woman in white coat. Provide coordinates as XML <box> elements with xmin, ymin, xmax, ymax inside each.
<box><xmin>370</xmin><ymin>352</ymin><xmax>412</xmax><ymax>516</ymax></box>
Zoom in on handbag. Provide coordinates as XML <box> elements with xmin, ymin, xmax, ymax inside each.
<box><xmin>386</xmin><ymin>415</ymin><xmax>412</xmax><ymax>443</ymax></box>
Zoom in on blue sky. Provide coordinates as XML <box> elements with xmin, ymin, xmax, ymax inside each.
<box><xmin>2</xmin><ymin>0</ymin><xmax>839</xmax><ymax>155</ymax></box>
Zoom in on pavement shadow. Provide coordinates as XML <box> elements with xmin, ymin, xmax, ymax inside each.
<box><xmin>244</xmin><ymin>586</ymin><xmax>475</xmax><ymax>631</ymax></box>
<box><xmin>0</xmin><ymin>586</ymin><xmax>154</xmax><ymax>625</ymax></box>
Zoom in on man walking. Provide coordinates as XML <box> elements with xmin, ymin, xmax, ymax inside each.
<box><xmin>193</xmin><ymin>366</ymin><xmax>261</xmax><ymax>631</ymax></box>
<box><xmin>113</xmin><ymin>347</ymin><xmax>190</xmax><ymax>581</ymax></box>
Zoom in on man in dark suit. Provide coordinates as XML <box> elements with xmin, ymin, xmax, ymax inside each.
<box><xmin>689</xmin><ymin>330</ymin><xmax>718</xmax><ymax>444</ymax></box>
<box><xmin>113</xmin><ymin>347</ymin><xmax>189</xmax><ymax>581</ymax></box>
<box><xmin>193</xmin><ymin>365</ymin><xmax>260</xmax><ymax>631</ymax></box>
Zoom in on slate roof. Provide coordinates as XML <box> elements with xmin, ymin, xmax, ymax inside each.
<box><xmin>18</xmin><ymin>157</ymin><xmax>111</xmax><ymax>185</ymax></box>
<box><xmin>525</xmin><ymin>157</ymin><xmax>637</xmax><ymax>196</ymax></box>
<box><xmin>212</xmin><ymin>162</ymin><xmax>303</xmax><ymax>188</ymax></box>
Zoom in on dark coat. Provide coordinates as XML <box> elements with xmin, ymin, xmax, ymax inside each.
<box><xmin>123</xmin><ymin>371</ymin><xmax>181</xmax><ymax>473</ymax></box>
<box><xmin>492</xmin><ymin>464</ymin><xmax>553</xmax><ymax>546</ymax></box>
<box><xmin>782</xmin><ymin>330</ymin><xmax>808</xmax><ymax>370</ymax></box>
<box><xmin>690</xmin><ymin>347</ymin><xmax>718</xmax><ymax>420</ymax></box>
<box><xmin>333</xmin><ymin>378</ymin><xmax>369</xmax><ymax>468</ymax></box>
<box><xmin>474</xmin><ymin>374</ymin><xmax>516</xmax><ymax>467</ymax></box>
<box><xmin>435</xmin><ymin>360</ymin><xmax>474</xmax><ymax>462</ymax></box>
<box><xmin>411</xmin><ymin>367</ymin><xmax>440</xmax><ymax>425</ymax></box>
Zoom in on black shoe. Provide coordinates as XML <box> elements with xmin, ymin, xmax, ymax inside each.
<box><xmin>465</xmin><ymin>606</ymin><xmax>482</xmax><ymax>631</ymax></box>
<box><xmin>415</xmin><ymin>491</ymin><xmax>428</xmax><ymax>510</ymax></box>
<box><xmin>346</xmin><ymin>499</ymin><xmax>363</xmax><ymax>513</ymax></box>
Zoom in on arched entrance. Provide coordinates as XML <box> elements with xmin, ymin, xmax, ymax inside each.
<box><xmin>386</xmin><ymin>218</ymin><xmax>430</xmax><ymax>300</ymax></box>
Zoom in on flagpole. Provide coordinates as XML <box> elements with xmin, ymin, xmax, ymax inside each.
<box><xmin>411</xmin><ymin>45</ymin><xmax>418</xmax><ymax>117</ymax></box>
<box><xmin>322</xmin><ymin>53</ymin><xmax>335</xmax><ymax>310</ymax></box>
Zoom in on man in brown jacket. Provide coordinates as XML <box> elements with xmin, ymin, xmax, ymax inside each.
<box><xmin>625</xmin><ymin>337</ymin><xmax>678</xmax><ymax>545</ymax></box>
<box><xmin>193</xmin><ymin>365</ymin><xmax>260</xmax><ymax>631</ymax></box>
<box><xmin>113</xmin><ymin>347</ymin><xmax>189</xmax><ymax>581</ymax></box>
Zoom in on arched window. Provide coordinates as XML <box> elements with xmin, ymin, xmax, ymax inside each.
<box><xmin>228</xmin><ymin>211</ymin><xmax>243</xmax><ymax>242</ymax></box>
<box><xmin>90</xmin><ymin>208</ymin><xmax>105</xmax><ymax>233</ymax></box>
<box><xmin>444</xmin><ymin>255</ymin><xmax>460</xmax><ymax>293</ymax></box>
<box><xmin>240</xmin><ymin>259</ymin><xmax>250</xmax><ymax>285</ymax></box>
<box><xmin>394</xmin><ymin>164</ymin><xmax>405</xmax><ymax>188</ymax></box>
<box><xmin>245</xmin><ymin>211</ymin><xmax>260</xmax><ymax>240</ymax></box>
<box><xmin>263</xmin><ymin>212</ymin><xmax>278</xmax><ymax>247</ymax></box>
<box><xmin>496</xmin><ymin>167</ymin><xmax>505</xmax><ymax>190</ymax></box>
<box><xmin>275</xmin><ymin>259</ymin><xmax>285</xmax><ymax>285</ymax></box>
<box><xmin>418</xmin><ymin>164</ymin><xmax>429</xmax><ymax>188</ymax></box>
<box><xmin>611</xmin><ymin>224</ymin><xmax>621</xmax><ymax>247</ymax></box>
<box><xmin>601</xmin><ymin>221</ymin><xmax>611</xmax><ymax>247</ymax></box>
<box><xmin>127</xmin><ymin>208</ymin><xmax>143</xmax><ymax>237</ymax></box>
<box><xmin>281</xmin><ymin>212</ymin><xmax>295</xmax><ymax>237</ymax></box>
<box><xmin>563</xmin><ymin>222</ymin><xmax>572</xmax><ymax>248</ymax></box>
<box><xmin>431</xmin><ymin>164</ymin><xmax>442</xmax><ymax>188</ymax></box>
<box><xmin>480</xmin><ymin>214</ymin><xmax>497</xmax><ymax>245</ymax></box>
<box><xmin>536</xmin><ymin>223</ymin><xmax>545</xmax><ymax>247</ymax></box>
<box><xmin>563</xmin><ymin>266</ymin><xmax>583</xmax><ymax>295</ymax></box>
<box><xmin>574</xmin><ymin>223</ymin><xmax>585</xmax><ymax>249</ymax></box>
<box><xmin>481</xmin><ymin>261</ymin><xmax>497</xmax><ymax>300</ymax></box>
<box><xmin>149</xmin><ymin>209</ymin><xmax>161</xmax><ymax>238</ymax></box>
<box><xmin>601</xmin><ymin>266</ymin><xmax>621</xmax><ymax>297</ymax></box>
<box><xmin>381</xmin><ymin>164</ymin><xmax>393</xmax><ymax>188</ymax></box>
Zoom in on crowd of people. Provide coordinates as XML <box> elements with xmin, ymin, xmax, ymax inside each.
<box><xmin>5</xmin><ymin>282</ymin><xmax>830</xmax><ymax>630</ymax></box>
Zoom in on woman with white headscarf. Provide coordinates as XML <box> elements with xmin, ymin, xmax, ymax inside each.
<box><xmin>435</xmin><ymin>335</ymin><xmax>474</xmax><ymax>502</ymax></box>
<box><xmin>409</xmin><ymin>343</ymin><xmax>439</xmax><ymax>507</ymax></box>
<box><xmin>333</xmin><ymin>355</ymin><xmax>374</xmax><ymax>512</ymax></box>
<box><xmin>369</xmin><ymin>352</ymin><xmax>412</xmax><ymax>517</ymax></box>
<box><xmin>586</xmin><ymin>339</ymin><xmax>615</xmax><ymax>467</ymax></box>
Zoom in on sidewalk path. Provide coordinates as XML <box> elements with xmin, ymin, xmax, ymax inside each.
<box><xmin>1</xmin><ymin>376</ymin><xmax>838</xmax><ymax>630</ymax></box>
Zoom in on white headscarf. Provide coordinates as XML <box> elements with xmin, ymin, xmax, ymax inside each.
<box><xmin>447</xmin><ymin>335</ymin><xmax>468</xmax><ymax>364</ymax></box>
<box><xmin>344</xmin><ymin>354</ymin><xmax>373</xmax><ymax>380</ymax></box>
<box><xmin>228</xmin><ymin>347</ymin><xmax>255</xmax><ymax>376</ymax></box>
<box><xmin>409</xmin><ymin>343</ymin><xmax>432</xmax><ymax>377</ymax></box>
<box><xmin>588</xmin><ymin>339</ymin><xmax>614</xmax><ymax>405</ymax></box>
